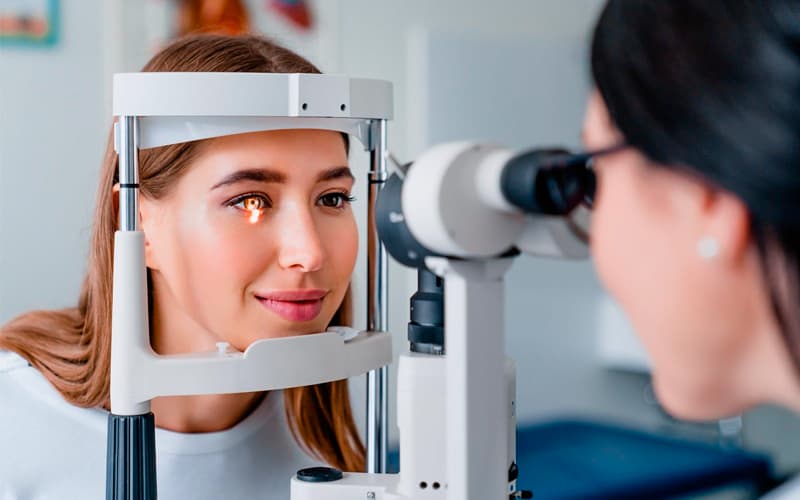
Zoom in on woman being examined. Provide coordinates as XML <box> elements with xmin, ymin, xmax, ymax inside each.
<box><xmin>0</xmin><ymin>33</ymin><xmax>363</xmax><ymax>499</ymax></box>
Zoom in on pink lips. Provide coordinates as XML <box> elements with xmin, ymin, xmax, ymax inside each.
<box><xmin>255</xmin><ymin>289</ymin><xmax>327</xmax><ymax>322</ymax></box>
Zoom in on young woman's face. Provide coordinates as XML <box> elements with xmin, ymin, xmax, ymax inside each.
<box><xmin>141</xmin><ymin>129</ymin><xmax>357</xmax><ymax>352</ymax></box>
<box><xmin>582</xmin><ymin>91</ymin><xmax>773</xmax><ymax>419</ymax></box>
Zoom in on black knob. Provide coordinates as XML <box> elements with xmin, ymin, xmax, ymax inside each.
<box><xmin>408</xmin><ymin>268</ymin><xmax>445</xmax><ymax>353</ymax></box>
<box><xmin>508</xmin><ymin>461</ymin><xmax>519</xmax><ymax>482</ymax></box>
<box><xmin>296</xmin><ymin>467</ymin><xmax>344</xmax><ymax>483</ymax></box>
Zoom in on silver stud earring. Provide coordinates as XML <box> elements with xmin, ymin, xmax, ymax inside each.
<box><xmin>697</xmin><ymin>236</ymin><xmax>720</xmax><ymax>260</ymax></box>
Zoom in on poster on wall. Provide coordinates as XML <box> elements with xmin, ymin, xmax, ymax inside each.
<box><xmin>0</xmin><ymin>0</ymin><xmax>59</xmax><ymax>46</ymax></box>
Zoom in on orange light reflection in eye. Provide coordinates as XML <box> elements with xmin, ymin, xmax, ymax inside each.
<box><xmin>248</xmin><ymin>209</ymin><xmax>262</xmax><ymax>224</ymax></box>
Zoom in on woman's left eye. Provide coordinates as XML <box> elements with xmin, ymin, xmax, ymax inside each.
<box><xmin>318</xmin><ymin>192</ymin><xmax>355</xmax><ymax>209</ymax></box>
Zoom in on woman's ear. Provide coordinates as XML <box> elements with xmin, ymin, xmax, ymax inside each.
<box><xmin>112</xmin><ymin>182</ymin><xmax>120</xmax><ymax>211</ymax></box>
<box><xmin>113</xmin><ymin>183</ymin><xmax>160</xmax><ymax>270</ymax></box>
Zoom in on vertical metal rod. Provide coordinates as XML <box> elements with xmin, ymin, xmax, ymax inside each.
<box><xmin>109</xmin><ymin>115</ymin><xmax>158</xmax><ymax>500</ymax></box>
<box><xmin>117</xmin><ymin>116</ymin><xmax>139</xmax><ymax>232</ymax></box>
<box><xmin>366</xmin><ymin>119</ymin><xmax>390</xmax><ymax>473</ymax></box>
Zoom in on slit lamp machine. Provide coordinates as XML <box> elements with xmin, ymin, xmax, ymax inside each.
<box><xmin>109</xmin><ymin>72</ymin><xmax>594</xmax><ymax>499</ymax></box>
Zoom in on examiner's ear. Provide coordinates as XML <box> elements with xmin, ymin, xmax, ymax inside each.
<box><xmin>701</xmin><ymin>188</ymin><xmax>751</xmax><ymax>265</ymax></box>
<box><xmin>668</xmin><ymin>174</ymin><xmax>751</xmax><ymax>266</ymax></box>
<box><xmin>583</xmin><ymin>89</ymin><xmax>625</xmax><ymax>149</ymax></box>
<box><xmin>112</xmin><ymin>183</ymin><xmax>159</xmax><ymax>270</ymax></box>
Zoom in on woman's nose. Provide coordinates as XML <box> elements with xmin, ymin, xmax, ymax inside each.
<box><xmin>276</xmin><ymin>208</ymin><xmax>325</xmax><ymax>273</ymax></box>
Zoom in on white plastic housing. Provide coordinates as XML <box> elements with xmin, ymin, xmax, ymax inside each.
<box><xmin>110</xmin><ymin>72</ymin><xmax>394</xmax><ymax>415</ymax></box>
<box><xmin>402</xmin><ymin>141</ymin><xmax>589</xmax><ymax>260</ymax></box>
<box><xmin>113</xmin><ymin>72</ymin><xmax>393</xmax><ymax>148</ymax></box>
<box><xmin>396</xmin><ymin>353</ymin><xmax>447</xmax><ymax>496</ymax></box>
<box><xmin>402</xmin><ymin>142</ymin><xmax>525</xmax><ymax>258</ymax></box>
<box><xmin>291</xmin><ymin>473</ymin><xmax>399</xmax><ymax>499</ymax></box>
<box><xmin>430</xmin><ymin>257</ymin><xmax>511</xmax><ymax>500</ymax></box>
<box><xmin>290</xmin><ymin>353</ymin><xmax>518</xmax><ymax>499</ymax></box>
<box><xmin>516</xmin><ymin>214</ymin><xmax>590</xmax><ymax>259</ymax></box>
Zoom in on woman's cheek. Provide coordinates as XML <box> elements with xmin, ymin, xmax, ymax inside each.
<box><xmin>338</xmin><ymin>216</ymin><xmax>359</xmax><ymax>276</ymax></box>
<box><xmin>194</xmin><ymin>215</ymin><xmax>269</xmax><ymax>278</ymax></box>
<box><xmin>318</xmin><ymin>209</ymin><xmax>356</xmax><ymax>262</ymax></box>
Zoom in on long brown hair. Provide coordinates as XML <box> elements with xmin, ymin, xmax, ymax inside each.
<box><xmin>0</xmin><ymin>33</ymin><xmax>365</xmax><ymax>472</ymax></box>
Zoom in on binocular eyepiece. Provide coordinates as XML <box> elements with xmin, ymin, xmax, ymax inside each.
<box><xmin>501</xmin><ymin>148</ymin><xmax>596</xmax><ymax>215</ymax></box>
<box><xmin>376</xmin><ymin>146</ymin><xmax>597</xmax><ymax>354</ymax></box>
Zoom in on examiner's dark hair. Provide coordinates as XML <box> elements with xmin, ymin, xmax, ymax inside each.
<box><xmin>591</xmin><ymin>1</ymin><xmax>800</xmax><ymax>367</ymax></box>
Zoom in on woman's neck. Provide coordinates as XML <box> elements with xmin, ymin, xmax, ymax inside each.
<box><xmin>147</xmin><ymin>273</ymin><xmax>268</xmax><ymax>433</ymax></box>
<box><xmin>151</xmin><ymin>391</ymin><xmax>267</xmax><ymax>433</ymax></box>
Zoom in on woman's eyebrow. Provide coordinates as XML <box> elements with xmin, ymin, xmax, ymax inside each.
<box><xmin>211</xmin><ymin>168</ymin><xmax>286</xmax><ymax>190</ymax></box>
<box><xmin>211</xmin><ymin>166</ymin><xmax>354</xmax><ymax>190</ymax></box>
<box><xmin>317</xmin><ymin>166</ymin><xmax>355</xmax><ymax>183</ymax></box>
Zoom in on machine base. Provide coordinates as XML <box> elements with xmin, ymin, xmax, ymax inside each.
<box><xmin>106</xmin><ymin>412</ymin><xmax>157</xmax><ymax>500</ymax></box>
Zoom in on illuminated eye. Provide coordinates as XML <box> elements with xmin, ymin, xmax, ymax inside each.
<box><xmin>231</xmin><ymin>194</ymin><xmax>268</xmax><ymax>212</ymax></box>
<box><xmin>229</xmin><ymin>194</ymin><xmax>269</xmax><ymax>223</ymax></box>
<box><xmin>242</xmin><ymin>196</ymin><xmax>264</xmax><ymax>211</ymax></box>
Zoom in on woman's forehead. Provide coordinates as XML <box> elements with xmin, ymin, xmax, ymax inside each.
<box><xmin>190</xmin><ymin>129</ymin><xmax>350</xmax><ymax>181</ymax></box>
<box><xmin>208</xmin><ymin>129</ymin><xmax>346</xmax><ymax>157</ymax></box>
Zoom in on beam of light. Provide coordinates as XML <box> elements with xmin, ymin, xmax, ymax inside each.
<box><xmin>248</xmin><ymin>209</ymin><xmax>262</xmax><ymax>224</ymax></box>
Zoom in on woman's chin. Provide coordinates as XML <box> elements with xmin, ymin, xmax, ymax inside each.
<box><xmin>234</xmin><ymin>320</ymin><xmax>332</xmax><ymax>346</ymax></box>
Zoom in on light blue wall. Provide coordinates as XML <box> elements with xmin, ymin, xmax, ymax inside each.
<box><xmin>0</xmin><ymin>0</ymin><xmax>108</xmax><ymax>323</ymax></box>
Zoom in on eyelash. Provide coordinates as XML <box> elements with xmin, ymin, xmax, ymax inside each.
<box><xmin>225</xmin><ymin>191</ymin><xmax>355</xmax><ymax>213</ymax></box>
<box><xmin>318</xmin><ymin>192</ymin><xmax>356</xmax><ymax>209</ymax></box>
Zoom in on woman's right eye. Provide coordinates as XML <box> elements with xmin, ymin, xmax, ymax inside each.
<box><xmin>228</xmin><ymin>193</ymin><xmax>270</xmax><ymax>212</ymax></box>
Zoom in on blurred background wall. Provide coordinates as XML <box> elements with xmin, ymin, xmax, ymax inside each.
<box><xmin>2</xmin><ymin>0</ymin><xmax>799</xmax><ymax>478</ymax></box>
